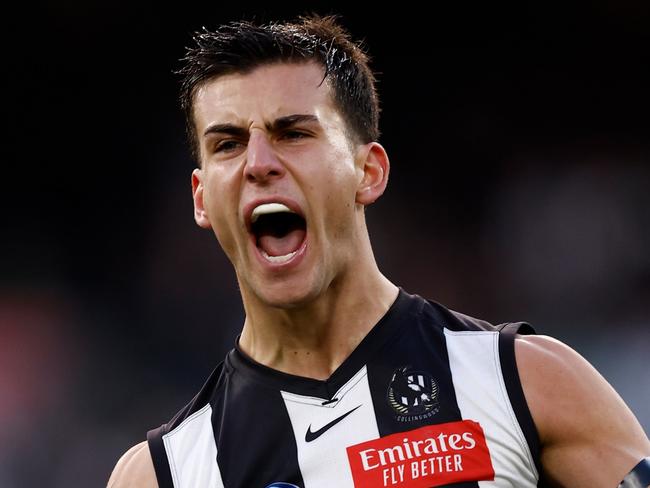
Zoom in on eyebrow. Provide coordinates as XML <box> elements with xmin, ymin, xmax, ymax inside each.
<box><xmin>202</xmin><ymin>114</ymin><xmax>320</xmax><ymax>138</ymax></box>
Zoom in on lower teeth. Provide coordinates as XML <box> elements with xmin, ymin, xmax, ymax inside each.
<box><xmin>261</xmin><ymin>250</ymin><xmax>297</xmax><ymax>263</ymax></box>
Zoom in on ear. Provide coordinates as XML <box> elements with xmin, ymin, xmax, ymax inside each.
<box><xmin>355</xmin><ymin>142</ymin><xmax>390</xmax><ymax>205</ymax></box>
<box><xmin>191</xmin><ymin>168</ymin><xmax>212</xmax><ymax>229</ymax></box>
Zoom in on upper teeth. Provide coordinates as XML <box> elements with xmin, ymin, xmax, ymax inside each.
<box><xmin>251</xmin><ymin>203</ymin><xmax>295</xmax><ymax>224</ymax></box>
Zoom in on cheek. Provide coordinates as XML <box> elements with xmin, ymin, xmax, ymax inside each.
<box><xmin>203</xmin><ymin>174</ymin><xmax>242</xmax><ymax>254</ymax></box>
<box><xmin>332</xmin><ymin>162</ymin><xmax>359</xmax><ymax>202</ymax></box>
<box><xmin>321</xmin><ymin>146</ymin><xmax>358</xmax><ymax>192</ymax></box>
<box><xmin>211</xmin><ymin>211</ymin><xmax>237</xmax><ymax>251</ymax></box>
<box><xmin>319</xmin><ymin>161</ymin><xmax>359</xmax><ymax>231</ymax></box>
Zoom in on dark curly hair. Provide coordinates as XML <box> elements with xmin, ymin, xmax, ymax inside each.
<box><xmin>176</xmin><ymin>15</ymin><xmax>380</xmax><ymax>164</ymax></box>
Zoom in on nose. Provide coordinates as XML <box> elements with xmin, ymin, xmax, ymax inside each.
<box><xmin>244</xmin><ymin>129</ymin><xmax>285</xmax><ymax>183</ymax></box>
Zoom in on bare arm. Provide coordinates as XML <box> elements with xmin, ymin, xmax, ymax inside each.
<box><xmin>107</xmin><ymin>441</ymin><xmax>158</xmax><ymax>488</ymax></box>
<box><xmin>516</xmin><ymin>334</ymin><xmax>650</xmax><ymax>487</ymax></box>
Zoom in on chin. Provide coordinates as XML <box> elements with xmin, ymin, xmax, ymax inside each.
<box><xmin>252</xmin><ymin>275</ymin><xmax>325</xmax><ymax>310</ymax></box>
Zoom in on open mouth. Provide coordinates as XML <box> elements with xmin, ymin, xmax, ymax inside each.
<box><xmin>250</xmin><ymin>203</ymin><xmax>307</xmax><ymax>264</ymax></box>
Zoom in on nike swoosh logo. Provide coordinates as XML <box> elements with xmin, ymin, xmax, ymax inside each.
<box><xmin>304</xmin><ymin>405</ymin><xmax>362</xmax><ymax>442</ymax></box>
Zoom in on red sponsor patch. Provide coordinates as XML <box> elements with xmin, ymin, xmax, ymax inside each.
<box><xmin>346</xmin><ymin>420</ymin><xmax>494</xmax><ymax>488</ymax></box>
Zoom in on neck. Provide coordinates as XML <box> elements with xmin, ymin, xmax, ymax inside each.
<box><xmin>238</xmin><ymin>259</ymin><xmax>398</xmax><ymax>380</ymax></box>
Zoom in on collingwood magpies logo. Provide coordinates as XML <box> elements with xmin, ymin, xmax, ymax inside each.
<box><xmin>387</xmin><ymin>366</ymin><xmax>439</xmax><ymax>422</ymax></box>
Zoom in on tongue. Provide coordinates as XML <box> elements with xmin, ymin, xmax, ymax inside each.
<box><xmin>258</xmin><ymin>228</ymin><xmax>306</xmax><ymax>257</ymax></box>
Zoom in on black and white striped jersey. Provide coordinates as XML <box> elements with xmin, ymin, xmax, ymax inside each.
<box><xmin>147</xmin><ymin>288</ymin><xmax>541</xmax><ymax>488</ymax></box>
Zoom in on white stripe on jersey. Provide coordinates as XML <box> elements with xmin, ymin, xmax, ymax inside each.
<box><xmin>444</xmin><ymin>328</ymin><xmax>538</xmax><ymax>487</ymax></box>
<box><xmin>281</xmin><ymin>365</ymin><xmax>380</xmax><ymax>488</ymax></box>
<box><xmin>162</xmin><ymin>403</ymin><xmax>225</xmax><ymax>488</ymax></box>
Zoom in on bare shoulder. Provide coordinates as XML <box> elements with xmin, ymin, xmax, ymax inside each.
<box><xmin>514</xmin><ymin>334</ymin><xmax>650</xmax><ymax>487</ymax></box>
<box><xmin>107</xmin><ymin>441</ymin><xmax>158</xmax><ymax>488</ymax></box>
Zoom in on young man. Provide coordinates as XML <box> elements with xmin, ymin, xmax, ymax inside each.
<box><xmin>108</xmin><ymin>16</ymin><xmax>649</xmax><ymax>488</ymax></box>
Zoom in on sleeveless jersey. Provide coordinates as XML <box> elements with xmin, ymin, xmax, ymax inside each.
<box><xmin>147</xmin><ymin>289</ymin><xmax>542</xmax><ymax>487</ymax></box>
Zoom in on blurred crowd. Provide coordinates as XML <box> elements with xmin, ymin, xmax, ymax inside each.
<box><xmin>3</xmin><ymin>4</ymin><xmax>649</xmax><ymax>486</ymax></box>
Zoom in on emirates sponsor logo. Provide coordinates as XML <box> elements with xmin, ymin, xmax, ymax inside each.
<box><xmin>346</xmin><ymin>420</ymin><xmax>494</xmax><ymax>487</ymax></box>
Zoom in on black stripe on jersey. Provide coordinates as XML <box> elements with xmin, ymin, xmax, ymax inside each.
<box><xmin>216</xmin><ymin>356</ymin><xmax>305</xmax><ymax>487</ymax></box>
<box><xmin>147</xmin><ymin>425</ymin><xmax>174</xmax><ymax>488</ymax></box>
<box><xmin>365</xmin><ymin>293</ymin><xmax>480</xmax><ymax>488</ymax></box>
<box><xmin>367</xmin><ymin>293</ymin><xmax>465</xmax><ymax>431</ymax></box>
<box><xmin>497</xmin><ymin>322</ymin><xmax>543</xmax><ymax>477</ymax></box>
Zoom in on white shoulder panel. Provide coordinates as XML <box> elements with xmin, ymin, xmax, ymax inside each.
<box><xmin>162</xmin><ymin>403</ymin><xmax>225</xmax><ymax>488</ymax></box>
<box><xmin>444</xmin><ymin>328</ymin><xmax>538</xmax><ymax>487</ymax></box>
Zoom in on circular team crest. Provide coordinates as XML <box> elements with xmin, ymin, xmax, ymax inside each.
<box><xmin>387</xmin><ymin>366</ymin><xmax>439</xmax><ymax>422</ymax></box>
<box><xmin>265</xmin><ymin>484</ymin><xmax>299</xmax><ymax>488</ymax></box>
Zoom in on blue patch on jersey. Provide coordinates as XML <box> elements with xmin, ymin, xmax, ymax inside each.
<box><xmin>265</xmin><ymin>484</ymin><xmax>299</xmax><ymax>488</ymax></box>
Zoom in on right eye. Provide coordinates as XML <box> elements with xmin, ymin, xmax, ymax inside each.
<box><xmin>215</xmin><ymin>140</ymin><xmax>244</xmax><ymax>153</ymax></box>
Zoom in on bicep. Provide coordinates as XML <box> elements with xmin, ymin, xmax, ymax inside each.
<box><xmin>516</xmin><ymin>335</ymin><xmax>650</xmax><ymax>488</ymax></box>
<box><xmin>107</xmin><ymin>441</ymin><xmax>158</xmax><ymax>488</ymax></box>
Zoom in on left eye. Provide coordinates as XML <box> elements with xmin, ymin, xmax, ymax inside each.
<box><xmin>282</xmin><ymin>131</ymin><xmax>308</xmax><ymax>140</ymax></box>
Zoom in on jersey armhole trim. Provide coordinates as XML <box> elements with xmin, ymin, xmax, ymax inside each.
<box><xmin>147</xmin><ymin>425</ymin><xmax>175</xmax><ymax>488</ymax></box>
<box><xmin>498</xmin><ymin>322</ymin><xmax>543</xmax><ymax>476</ymax></box>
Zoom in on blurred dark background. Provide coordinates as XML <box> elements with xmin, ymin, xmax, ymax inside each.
<box><xmin>2</xmin><ymin>2</ymin><xmax>649</xmax><ymax>486</ymax></box>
